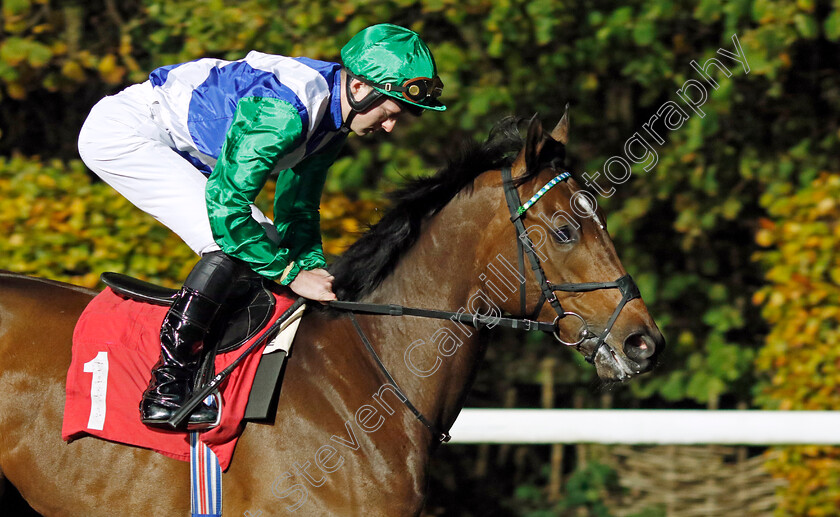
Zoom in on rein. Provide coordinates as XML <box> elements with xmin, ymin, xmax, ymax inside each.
<box><xmin>329</xmin><ymin>300</ymin><xmax>557</xmax><ymax>332</ymax></box>
<box><xmin>329</xmin><ymin>165</ymin><xmax>642</xmax><ymax>443</ymax></box>
<box><xmin>345</xmin><ymin>312</ymin><xmax>451</xmax><ymax>443</ymax></box>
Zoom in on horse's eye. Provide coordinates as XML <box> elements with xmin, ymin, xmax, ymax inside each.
<box><xmin>552</xmin><ymin>225</ymin><xmax>574</xmax><ymax>244</ymax></box>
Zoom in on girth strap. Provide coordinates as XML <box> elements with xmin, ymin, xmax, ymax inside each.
<box><xmin>346</xmin><ymin>312</ymin><xmax>451</xmax><ymax>443</ymax></box>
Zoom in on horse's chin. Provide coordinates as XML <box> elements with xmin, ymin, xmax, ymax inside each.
<box><xmin>588</xmin><ymin>341</ymin><xmax>641</xmax><ymax>382</ymax></box>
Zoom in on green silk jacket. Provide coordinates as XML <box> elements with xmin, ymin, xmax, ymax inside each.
<box><xmin>205</xmin><ymin>96</ymin><xmax>346</xmax><ymax>285</ymax></box>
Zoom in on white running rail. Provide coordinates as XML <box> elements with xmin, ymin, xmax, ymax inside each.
<box><xmin>448</xmin><ymin>409</ymin><xmax>840</xmax><ymax>445</ymax></box>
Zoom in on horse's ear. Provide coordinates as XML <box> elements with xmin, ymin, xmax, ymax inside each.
<box><xmin>550</xmin><ymin>103</ymin><xmax>570</xmax><ymax>145</ymax></box>
<box><xmin>512</xmin><ymin>114</ymin><xmax>545</xmax><ymax>176</ymax></box>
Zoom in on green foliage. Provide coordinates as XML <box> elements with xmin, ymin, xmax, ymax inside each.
<box><xmin>0</xmin><ymin>154</ymin><xmax>195</xmax><ymax>287</ymax></box>
<box><xmin>603</xmin><ymin>0</ymin><xmax>840</xmax><ymax>411</ymax></box>
<box><xmin>753</xmin><ymin>173</ymin><xmax>840</xmax><ymax>515</ymax></box>
<box><xmin>510</xmin><ymin>461</ymin><xmax>665</xmax><ymax>517</ymax></box>
<box><xmin>558</xmin><ymin>462</ymin><xmax>620</xmax><ymax>516</ymax></box>
<box><xmin>0</xmin><ymin>0</ymin><xmax>132</xmax><ymax>98</ymax></box>
<box><xmin>512</xmin><ymin>462</ymin><xmax>621</xmax><ymax>517</ymax></box>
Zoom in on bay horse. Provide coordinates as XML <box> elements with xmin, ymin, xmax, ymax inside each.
<box><xmin>0</xmin><ymin>113</ymin><xmax>663</xmax><ymax>516</ymax></box>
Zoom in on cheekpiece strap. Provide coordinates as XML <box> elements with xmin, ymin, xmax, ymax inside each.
<box><xmin>512</xmin><ymin>172</ymin><xmax>571</xmax><ymax>221</ymax></box>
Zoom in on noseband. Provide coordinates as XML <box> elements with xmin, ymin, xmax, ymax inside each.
<box><xmin>501</xmin><ymin>167</ymin><xmax>641</xmax><ymax>364</ymax></box>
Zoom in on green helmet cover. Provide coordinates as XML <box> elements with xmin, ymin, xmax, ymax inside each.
<box><xmin>341</xmin><ymin>24</ymin><xmax>446</xmax><ymax>112</ymax></box>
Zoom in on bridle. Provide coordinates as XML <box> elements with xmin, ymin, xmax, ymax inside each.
<box><xmin>500</xmin><ymin>166</ymin><xmax>641</xmax><ymax>364</ymax></box>
<box><xmin>328</xmin><ymin>165</ymin><xmax>642</xmax><ymax>442</ymax></box>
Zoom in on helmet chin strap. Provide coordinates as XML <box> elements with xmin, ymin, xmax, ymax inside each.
<box><xmin>341</xmin><ymin>73</ymin><xmax>385</xmax><ymax>133</ymax></box>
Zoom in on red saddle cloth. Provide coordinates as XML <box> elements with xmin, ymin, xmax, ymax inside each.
<box><xmin>62</xmin><ymin>287</ymin><xmax>295</xmax><ymax>471</ymax></box>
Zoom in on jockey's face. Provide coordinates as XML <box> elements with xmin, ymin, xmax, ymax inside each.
<box><xmin>343</xmin><ymin>77</ymin><xmax>409</xmax><ymax>136</ymax></box>
<box><xmin>349</xmin><ymin>96</ymin><xmax>405</xmax><ymax>136</ymax></box>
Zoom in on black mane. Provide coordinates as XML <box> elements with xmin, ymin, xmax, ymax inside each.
<box><xmin>330</xmin><ymin>117</ymin><xmax>527</xmax><ymax>301</ymax></box>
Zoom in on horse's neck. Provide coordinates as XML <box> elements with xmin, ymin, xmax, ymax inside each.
<box><xmin>357</xmin><ymin>181</ymin><xmax>496</xmax><ymax>433</ymax></box>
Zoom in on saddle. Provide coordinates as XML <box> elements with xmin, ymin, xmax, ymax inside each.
<box><xmin>101</xmin><ymin>271</ymin><xmax>275</xmax><ymax>354</ymax></box>
<box><xmin>100</xmin><ymin>271</ymin><xmax>290</xmax><ymax>422</ymax></box>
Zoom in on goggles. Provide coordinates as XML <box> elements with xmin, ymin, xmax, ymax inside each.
<box><xmin>384</xmin><ymin>76</ymin><xmax>444</xmax><ymax>104</ymax></box>
<box><xmin>351</xmin><ymin>72</ymin><xmax>443</xmax><ymax>105</ymax></box>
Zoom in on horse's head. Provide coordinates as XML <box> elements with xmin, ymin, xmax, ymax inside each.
<box><xmin>476</xmin><ymin>110</ymin><xmax>665</xmax><ymax>381</ymax></box>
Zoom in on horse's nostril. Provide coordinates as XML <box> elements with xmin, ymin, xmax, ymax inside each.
<box><xmin>623</xmin><ymin>332</ymin><xmax>655</xmax><ymax>362</ymax></box>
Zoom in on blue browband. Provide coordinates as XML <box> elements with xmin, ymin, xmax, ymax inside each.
<box><xmin>512</xmin><ymin>171</ymin><xmax>571</xmax><ymax>221</ymax></box>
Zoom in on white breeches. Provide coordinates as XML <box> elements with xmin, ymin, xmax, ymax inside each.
<box><xmin>77</xmin><ymin>81</ymin><xmax>273</xmax><ymax>256</ymax></box>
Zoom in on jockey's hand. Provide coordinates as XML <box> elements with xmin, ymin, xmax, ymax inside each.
<box><xmin>289</xmin><ymin>268</ymin><xmax>337</xmax><ymax>304</ymax></box>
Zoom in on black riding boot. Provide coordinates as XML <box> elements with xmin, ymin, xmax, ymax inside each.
<box><xmin>140</xmin><ymin>252</ymin><xmax>239</xmax><ymax>429</ymax></box>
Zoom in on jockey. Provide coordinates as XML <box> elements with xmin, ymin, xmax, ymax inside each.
<box><xmin>77</xmin><ymin>24</ymin><xmax>445</xmax><ymax>429</ymax></box>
